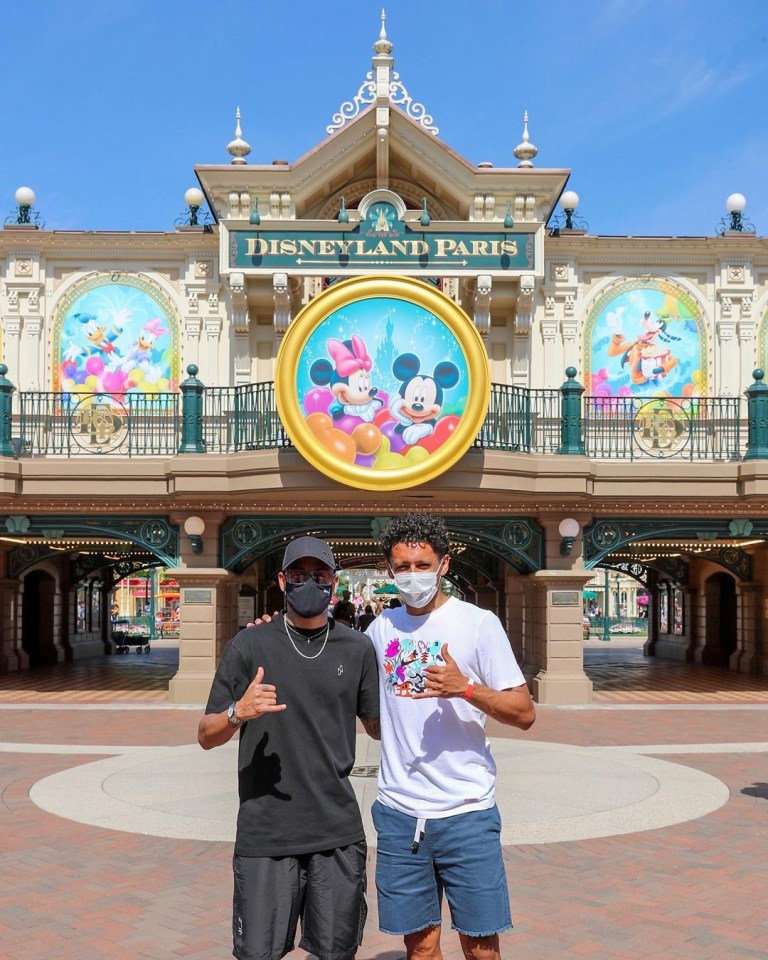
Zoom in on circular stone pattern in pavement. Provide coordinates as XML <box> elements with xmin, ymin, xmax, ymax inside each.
<box><xmin>29</xmin><ymin>736</ymin><xmax>730</xmax><ymax>845</ymax></box>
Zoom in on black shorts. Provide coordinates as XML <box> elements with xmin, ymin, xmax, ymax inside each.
<box><xmin>232</xmin><ymin>841</ymin><xmax>367</xmax><ymax>960</ymax></box>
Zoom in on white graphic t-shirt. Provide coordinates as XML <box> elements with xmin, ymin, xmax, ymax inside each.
<box><xmin>366</xmin><ymin>595</ymin><xmax>526</xmax><ymax>819</ymax></box>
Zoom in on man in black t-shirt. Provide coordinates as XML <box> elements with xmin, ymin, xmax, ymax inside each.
<box><xmin>199</xmin><ymin>536</ymin><xmax>380</xmax><ymax>960</ymax></box>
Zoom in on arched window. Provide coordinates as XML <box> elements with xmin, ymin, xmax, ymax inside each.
<box><xmin>583</xmin><ymin>278</ymin><xmax>708</xmax><ymax>398</ymax></box>
<box><xmin>51</xmin><ymin>273</ymin><xmax>180</xmax><ymax>393</ymax></box>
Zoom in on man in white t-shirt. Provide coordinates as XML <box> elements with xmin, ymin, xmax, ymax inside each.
<box><xmin>367</xmin><ymin>513</ymin><xmax>535</xmax><ymax>960</ymax></box>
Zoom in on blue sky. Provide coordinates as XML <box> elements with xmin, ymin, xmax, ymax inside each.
<box><xmin>2</xmin><ymin>0</ymin><xmax>766</xmax><ymax>236</ymax></box>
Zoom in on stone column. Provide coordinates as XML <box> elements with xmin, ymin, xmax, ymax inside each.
<box><xmin>528</xmin><ymin>570</ymin><xmax>594</xmax><ymax>704</ymax></box>
<box><xmin>183</xmin><ymin>317</ymin><xmax>201</xmax><ymax>370</ymax></box>
<box><xmin>474</xmin><ymin>582</ymin><xmax>500</xmax><ymax>619</ymax></box>
<box><xmin>732</xmin><ymin>581</ymin><xmax>762</xmax><ymax>674</ymax></box>
<box><xmin>0</xmin><ymin>577</ymin><xmax>26</xmax><ymax>672</ymax></box>
<box><xmin>527</xmin><ymin>515</ymin><xmax>594</xmax><ymax>704</ymax></box>
<box><xmin>168</xmin><ymin>511</ymin><xmax>237</xmax><ymax>704</ymax></box>
<box><xmin>2</xmin><ymin>318</ymin><xmax>21</xmax><ymax>384</ymax></box>
<box><xmin>23</xmin><ymin>315</ymin><xmax>43</xmax><ymax>389</ymax></box>
<box><xmin>167</xmin><ymin>568</ymin><xmax>238</xmax><ymax>703</ymax></box>
<box><xmin>642</xmin><ymin>568</ymin><xmax>658</xmax><ymax>656</ymax></box>
<box><xmin>504</xmin><ymin>570</ymin><xmax>527</xmax><ymax>667</ymax></box>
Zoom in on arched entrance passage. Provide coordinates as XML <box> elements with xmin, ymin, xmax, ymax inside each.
<box><xmin>582</xmin><ymin>517</ymin><xmax>767</xmax><ymax>692</ymax></box>
<box><xmin>1</xmin><ymin>515</ymin><xmax>182</xmax><ymax>696</ymax></box>
<box><xmin>222</xmin><ymin>516</ymin><xmax>543</xmax><ymax>575</ymax></box>
<box><xmin>222</xmin><ymin>515</ymin><xmax>543</xmax><ymax>650</ymax></box>
<box><xmin>701</xmin><ymin>573</ymin><xmax>737</xmax><ymax>667</ymax></box>
<box><xmin>21</xmin><ymin>570</ymin><xmax>57</xmax><ymax>667</ymax></box>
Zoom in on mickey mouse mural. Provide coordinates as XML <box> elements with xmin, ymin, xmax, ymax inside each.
<box><xmin>389</xmin><ymin>353</ymin><xmax>460</xmax><ymax>445</ymax></box>
<box><xmin>275</xmin><ymin>275</ymin><xmax>490</xmax><ymax>492</ymax></box>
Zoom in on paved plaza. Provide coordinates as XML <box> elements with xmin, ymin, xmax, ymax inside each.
<box><xmin>1</xmin><ymin>645</ymin><xmax>767</xmax><ymax>959</ymax></box>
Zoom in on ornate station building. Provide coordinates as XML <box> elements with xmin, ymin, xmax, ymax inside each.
<box><xmin>1</xmin><ymin>16</ymin><xmax>767</xmax><ymax>704</ymax></box>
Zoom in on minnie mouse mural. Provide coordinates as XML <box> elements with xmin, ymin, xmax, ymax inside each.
<box><xmin>275</xmin><ymin>275</ymin><xmax>491</xmax><ymax>492</ymax></box>
<box><xmin>309</xmin><ymin>336</ymin><xmax>384</xmax><ymax>422</ymax></box>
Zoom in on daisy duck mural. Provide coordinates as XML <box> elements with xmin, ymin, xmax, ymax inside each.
<box><xmin>53</xmin><ymin>277</ymin><xmax>179</xmax><ymax>396</ymax></box>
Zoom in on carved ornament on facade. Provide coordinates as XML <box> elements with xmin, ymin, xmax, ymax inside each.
<box><xmin>541</xmin><ymin>321</ymin><xmax>558</xmax><ymax>342</ymax></box>
<box><xmin>3</xmin><ymin>317</ymin><xmax>21</xmax><ymax>336</ymax></box>
<box><xmin>7</xmin><ymin>289</ymin><xmax>18</xmax><ymax>310</ymax></box>
<box><xmin>716</xmin><ymin>319</ymin><xmax>736</xmax><ymax>342</ymax></box>
<box><xmin>551</xmin><ymin>263</ymin><xmax>568</xmax><ymax>282</ymax></box>
<box><xmin>204</xmin><ymin>317</ymin><xmax>222</xmax><ymax>338</ymax></box>
<box><xmin>737</xmin><ymin>321</ymin><xmax>754</xmax><ymax>342</ymax></box>
<box><xmin>544</xmin><ymin>295</ymin><xmax>556</xmax><ymax>317</ymax></box>
<box><xmin>25</xmin><ymin>316</ymin><xmax>43</xmax><ymax>337</ymax></box>
<box><xmin>183</xmin><ymin>317</ymin><xmax>202</xmax><ymax>336</ymax></box>
<box><xmin>740</xmin><ymin>296</ymin><xmax>753</xmax><ymax>320</ymax></box>
<box><xmin>326</xmin><ymin>70</ymin><xmax>438</xmax><ymax>136</ymax></box>
<box><xmin>727</xmin><ymin>264</ymin><xmax>745</xmax><ymax>283</ymax></box>
<box><xmin>564</xmin><ymin>293</ymin><xmax>575</xmax><ymax>316</ymax></box>
<box><xmin>207</xmin><ymin>292</ymin><xmax>219</xmax><ymax>312</ymax></box>
<box><xmin>562</xmin><ymin>321</ymin><xmax>578</xmax><ymax>346</ymax></box>
<box><xmin>720</xmin><ymin>295</ymin><xmax>732</xmax><ymax>317</ymax></box>
<box><xmin>302</xmin><ymin>276</ymin><xmax>322</xmax><ymax>304</ymax></box>
<box><xmin>442</xmin><ymin>278</ymin><xmax>459</xmax><ymax>302</ymax></box>
<box><xmin>186</xmin><ymin>287</ymin><xmax>199</xmax><ymax>312</ymax></box>
<box><xmin>14</xmin><ymin>258</ymin><xmax>32</xmax><ymax>277</ymax></box>
<box><xmin>472</xmin><ymin>275</ymin><xmax>492</xmax><ymax>336</ymax></box>
<box><xmin>229</xmin><ymin>271</ymin><xmax>249</xmax><ymax>332</ymax></box>
<box><xmin>515</xmin><ymin>274</ymin><xmax>535</xmax><ymax>335</ymax></box>
<box><xmin>274</xmin><ymin>273</ymin><xmax>292</xmax><ymax>334</ymax></box>
<box><xmin>195</xmin><ymin>260</ymin><xmax>213</xmax><ymax>279</ymax></box>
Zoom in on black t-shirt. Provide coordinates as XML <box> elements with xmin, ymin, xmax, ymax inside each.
<box><xmin>205</xmin><ymin>615</ymin><xmax>379</xmax><ymax>856</ymax></box>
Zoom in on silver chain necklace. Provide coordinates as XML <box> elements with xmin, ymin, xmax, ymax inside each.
<box><xmin>283</xmin><ymin>616</ymin><xmax>330</xmax><ymax>660</ymax></box>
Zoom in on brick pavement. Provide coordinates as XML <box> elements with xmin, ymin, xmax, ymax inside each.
<box><xmin>2</xmin><ymin>704</ymin><xmax>768</xmax><ymax>959</ymax></box>
<box><xmin>1</xmin><ymin>646</ymin><xmax>768</xmax><ymax>958</ymax></box>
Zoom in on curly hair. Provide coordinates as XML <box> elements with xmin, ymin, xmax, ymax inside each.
<box><xmin>380</xmin><ymin>512</ymin><xmax>451</xmax><ymax>560</ymax></box>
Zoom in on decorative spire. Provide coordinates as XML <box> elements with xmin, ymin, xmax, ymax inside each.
<box><xmin>513</xmin><ymin>111</ymin><xmax>538</xmax><ymax>167</ymax></box>
<box><xmin>226</xmin><ymin>107</ymin><xmax>251</xmax><ymax>165</ymax></box>
<box><xmin>373</xmin><ymin>8</ymin><xmax>393</xmax><ymax>55</ymax></box>
<box><xmin>327</xmin><ymin>10</ymin><xmax>438</xmax><ymax>136</ymax></box>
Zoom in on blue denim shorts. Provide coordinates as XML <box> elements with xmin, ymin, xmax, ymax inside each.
<box><xmin>372</xmin><ymin>800</ymin><xmax>512</xmax><ymax>938</ymax></box>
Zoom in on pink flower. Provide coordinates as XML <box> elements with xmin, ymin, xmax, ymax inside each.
<box><xmin>385</xmin><ymin>639</ymin><xmax>401</xmax><ymax>658</ymax></box>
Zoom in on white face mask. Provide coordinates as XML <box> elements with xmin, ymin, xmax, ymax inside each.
<box><xmin>391</xmin><ymin>560</ymin><xmax>444</xmax><ymax>609</ymax></box>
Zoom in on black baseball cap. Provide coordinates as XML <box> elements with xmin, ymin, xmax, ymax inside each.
<box><xmin>281</xmin><ymin>536</ymin><xmax>336</xmax><ymax>571</ymax></box>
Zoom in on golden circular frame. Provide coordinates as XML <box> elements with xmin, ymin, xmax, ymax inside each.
<box><xmin>275</xmin><ymin>275</ymin><xmax>490</xmax><ymax>491</ymax></box>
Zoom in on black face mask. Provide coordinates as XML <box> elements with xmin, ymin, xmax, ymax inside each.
<box><xmin>284</xmin><ymin>579</ymin><xmax>333</xmax><ymax>619</ymax></box>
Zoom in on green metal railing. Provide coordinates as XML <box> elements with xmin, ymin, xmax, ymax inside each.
<box><xmin>16</xmin><ymin>391</ymin><xmax>180</xmax><ymax>457</ymax></box>
<box><xmin>204</xmin><ymin>383</ymin><xmax>290</xmax><ymax>453</ymax></box>
<box><xmin>584</xmin><ymin>395</ymin><xmax>744</xmax><ymax>461</ymax></box>
<box><xmin>473</xmin><ymin>384</ymin><xmax>560</xmax><ymax>454</ymax></box>
<box><xmin>2</xmin><ymin>367</ymin><xmax>768</xmax><ymax>462</ymax></box>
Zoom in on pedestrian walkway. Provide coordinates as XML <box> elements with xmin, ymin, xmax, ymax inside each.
<box><xmin>1</xmin><ymin>698</ymin><xmax>767</xmax><ymax>959</ymax></box>
<box><xmin>2</xmin><ymin>643</ymin><xmax>768</xmax><ymax>958</ymax></box>
<box><xmin>3</xmin><ymin>640</ymin><xmax>767</xmax><ymax>705</ymax></box>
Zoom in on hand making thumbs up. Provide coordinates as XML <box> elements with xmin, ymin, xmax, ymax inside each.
<box><xmin>412</xmin><ymin>643</ymin><xmax>471</xmax><ymax>699</ymax></box>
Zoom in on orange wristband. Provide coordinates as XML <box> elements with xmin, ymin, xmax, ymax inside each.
<box><xmin>461</xmin><ymin>680</ymin><xmax>474</xmax><ymax>700</ymax></box>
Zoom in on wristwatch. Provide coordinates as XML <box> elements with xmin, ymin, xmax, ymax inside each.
<box><xmin>227</xmin><ymin>701</ymin><xmax>243</xmax><ymax>727</ymax></box>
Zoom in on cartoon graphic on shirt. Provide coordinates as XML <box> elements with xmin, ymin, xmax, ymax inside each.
<box><xmin>382</xmin><ymin>635</ymin><xmax>443</xmax><ymax>697</ymax></box>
